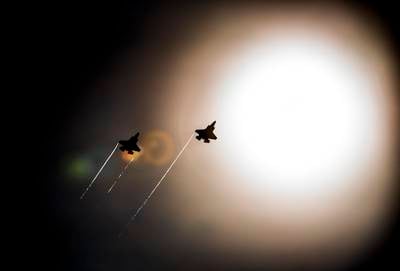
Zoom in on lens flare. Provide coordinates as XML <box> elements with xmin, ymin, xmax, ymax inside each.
<box><xmin>141</xmin><ymin>130</ymin><xmax>175</xmax><ymax>166</ymax></box>
<box><xmin>121</xmin><ymin>148</ymin><xmax>142</xmax><ymax>162</ymax></box>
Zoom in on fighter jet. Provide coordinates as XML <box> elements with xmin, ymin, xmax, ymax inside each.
<box><xmin>119</xmin><ymin>132</ymin><xmax>141</xmax><ymax>154</ymax></box>
<box><xmin>195</xmin><ymin>121</ymin><xmax>217</xmax><ymax>143</ymax></box>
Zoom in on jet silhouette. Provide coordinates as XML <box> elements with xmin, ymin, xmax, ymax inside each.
<box><xmin>195</xmin><ymin>121</ymin><xmax>217</xmax><ymax>143</ymax></box>
<box><xmin>119</xmin><ymin>132</ymin><xmax>141</xmax><ymax>154</ymax></box>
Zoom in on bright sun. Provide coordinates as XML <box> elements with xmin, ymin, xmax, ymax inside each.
<box><xmin>217</xmin><ymin>36</ymin><xmax>382</xmax><ymax>199</ymax></box>
<box><xmin>163</xmin><ymin>6</ymin><xmax>396</xmax><ymax>265</ymax></box>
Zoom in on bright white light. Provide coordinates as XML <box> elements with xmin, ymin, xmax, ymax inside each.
<box><xmin>160</xmin><ymin>6</ymin><xmax>396</xmax><ymax>267</ymax></box>
<box><xmin>217</xmin><ymin>36</ymin><xmax>380</xmax><ymax>199</ymax></box>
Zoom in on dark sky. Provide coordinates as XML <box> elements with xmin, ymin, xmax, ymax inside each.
<box><xmin>27</xmin><ymin>1</ymin><xmax>399</xmax><ymax>270</ymax></box>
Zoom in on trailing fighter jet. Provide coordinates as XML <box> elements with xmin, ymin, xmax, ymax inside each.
<box><xmin>195</xmin><ymin>121</ymin><xmax>217</xmax><ymax>143</ymax></box>
<box><xmin>119</xmin><ymin>132</ymin><xmax>141</xmax><ymax>154</ymax></box>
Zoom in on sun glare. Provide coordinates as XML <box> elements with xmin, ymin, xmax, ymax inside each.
<box><xmin>217</xmin><ymin>35</ymin><xmax>384</xmax><ymax>200</ymax></box>
<box><xmin>161</xmin><ymin>5</ymin><xmax>397</xmax><ymax>266</ymax></box>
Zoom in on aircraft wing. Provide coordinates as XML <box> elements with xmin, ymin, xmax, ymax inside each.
<box><xmin>129</xmin><ymin>136</ymin><xmax>138</xmax><ymax>143</ymax></box>
<box><xmin>209</xmin><ymin>132</ymin><xmax>217</xmax><ymax>139</ymax></box>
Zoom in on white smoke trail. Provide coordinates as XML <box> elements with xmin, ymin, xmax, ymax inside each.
<box><xmin>80</xmin><ymin>143</ymin><xmax>119</xmax><ymax>200</ymax></box>
<box><xmin>119</xmin><ymin>133</ymin><xmax>195</xmax><ymax>237</ymax></box>
<box><xmin>107</xmin><ymin>156</ymin><xmax>136</xmax><ymax>193</ymax></box>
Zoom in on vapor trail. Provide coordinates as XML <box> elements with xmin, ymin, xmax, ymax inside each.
<box><xmin>80</xmin><ymin>143</ymin><xmax>119</xmax><ymax>200</ymax></box>
<box><xmin>119</xmin><ymin>133</ymin><xmax>194</xmax><ymax>237</ymax></box>
<box><xmin>107</xmin><ymin>156</ymin><xmax>136</xmax><ymax>193</ymax></box>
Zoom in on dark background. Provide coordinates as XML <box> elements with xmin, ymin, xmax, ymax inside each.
<box><xmin>25</xmin><ymin>1</ymin><xmax>399</xmax><ymax>270</ymax></box>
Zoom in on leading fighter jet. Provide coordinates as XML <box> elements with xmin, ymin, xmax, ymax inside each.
<box><xmin>195</xmin><ymin>121</ymin><xmax>217</xmax><ymax>143</ymax></box>
<box><xmin>119</xmin><ymin>132</ymin><xmax>141</xmax><ymax>154</ymax></box>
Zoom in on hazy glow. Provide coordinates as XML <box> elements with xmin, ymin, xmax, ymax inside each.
<box><xmin>141</xmin><ymin>130</ymin><xmax>175</xmax><ymax>166</ymax></box>
<box><xmin>121</xmin><ymin>148</ymin><xmax>142</xmax><ymax>162</ymax></box>
<box><xmin>140</xmin><ymin>3</ymin><xmax>397</xmax><ymax>269</ymax></box>
<box><xmin>218</xmin><ymin>36</ymin><xmax>381</xmax><ymax>200</ymax></box>
<box><xmin>120</xmin><ymin>130</ymin><xmax>175</xmax><ymax>165</ymax></box>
